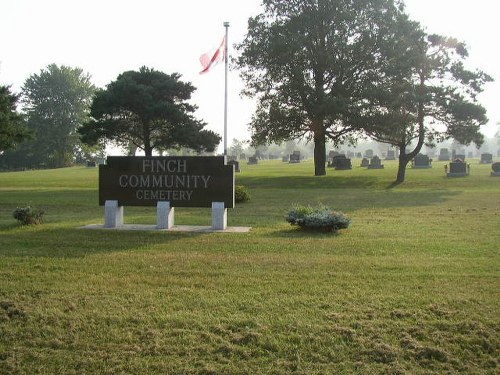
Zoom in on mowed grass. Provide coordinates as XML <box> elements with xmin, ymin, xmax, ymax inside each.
<box><xmin>0</xmin><ymin>159</ymin><xmax>498</xmax><ymax>374</ymax></box>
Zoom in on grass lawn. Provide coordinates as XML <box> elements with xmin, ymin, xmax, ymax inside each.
<box><xmin>0</xmin><ymin>159</ymin><xmax>498</xmax><ymax>374</ymax></box>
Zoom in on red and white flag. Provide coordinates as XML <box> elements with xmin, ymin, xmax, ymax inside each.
<box><xmin>199</xmin><ymin>36</ymin><xmax>226</xmax><ymax>74</ymax></box>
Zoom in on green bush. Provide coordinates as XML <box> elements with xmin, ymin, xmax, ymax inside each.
<box><xmin>235</xmin><ymin>185</ymin><xmax>251</xmax><ymax>203</ymax></box>
<box><xmin>285</xmin><ymin>204</ymin><xmax>350</xmax><ymax>232</ymax></box>
<box><xmin>13</xmin><ymin>205</ymin><xmax>44</xmax><ymax>225</ymax></box>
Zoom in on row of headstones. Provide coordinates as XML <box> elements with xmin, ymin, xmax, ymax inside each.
<box><xmin>438</xmin><ymin>149</ymin><xmax>497</xmax><ymax>163</ymax></box>
<box><xmin>446</xmin><ymin>160</ymin><xmax>500</xmax><ymax>177</ymax></box>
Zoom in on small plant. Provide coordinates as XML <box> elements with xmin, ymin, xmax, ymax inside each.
<box><xmin>235</xmin><ymin>185</ymin><xmax>251</xmax><ymax>203</ymax></box>
<box><xmin>285</xmin><ymin>204</ymin><xmax>350</xmax><ymax>232</ymax></box>
<box><xmin>13</xmin><ymin>205</ymin><xmax>44</xmax><ymax>225</ymax></box>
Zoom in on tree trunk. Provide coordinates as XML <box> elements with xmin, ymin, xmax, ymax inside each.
<box><xmin>396</xmin><ymin>147</ymin><xmax>410</xmax><ymax>184</ymax></box>
<box><xmin>144</xmin><ymin>144</ymin><xmax>153</xmax><ymax>157</ymax></box>
<box><xmin>313</xmin><ymin>129</ymin><xmax>326</xmax><ymax>176</ymax></box>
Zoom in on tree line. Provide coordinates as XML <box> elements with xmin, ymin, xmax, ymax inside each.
<box><xmin>0</xmin><ymin>65</ymin><xmax>220</xmax><ymax>170</ymax></box>
<box><xmin>0</xmin><ymin>0</ymin><xmax>494</xmax><ymax>183</ymax></box>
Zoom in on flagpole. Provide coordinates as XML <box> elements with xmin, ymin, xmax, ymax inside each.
<box><xmin>223</xmin><ymin>21</ymin><xmax>229</xmax><ymax>156</ymax></box>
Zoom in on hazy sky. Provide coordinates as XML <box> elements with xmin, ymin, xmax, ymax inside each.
<box><xmin>1</xmin><ymin>0</ymin><xmax>498</xmax><ymax>153</ymax></box>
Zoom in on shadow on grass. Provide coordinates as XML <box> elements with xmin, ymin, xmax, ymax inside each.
<box><xmin>0</xmin><ymin>226</ymin><xmax>209</xmax><ymax>258</ymax></box>
<box><xmin>267</xmin><ymin>227</ymin><xmax>345</xmax><ymax>238</ymax></box>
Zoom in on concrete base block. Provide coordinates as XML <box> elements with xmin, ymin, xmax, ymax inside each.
<box><xmin>212</xmin><ymin>202</ymin><xmax>227</xmax><ymax>230</ymax></box>
<box><xmin>157</xmin><ymin>201</ymin><xmax>174</xmax><ymax>229</ymax></box>
<box><xmin>104</xmin><ymin>200</ymin><xmax>123</xmax><ymax>228</ymax></box>
<box><xmin>491</xmin><ymin>172</ymin><xmax>500</xmax><ymax>177</ymax></box>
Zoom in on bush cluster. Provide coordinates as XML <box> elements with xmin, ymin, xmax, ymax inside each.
<box><xmin>235</xmin><ymin>185</ymin><xmax>251</xmax><ymax>203</ymax></box>
<box><xmin>285</xmin><ymin>204</ymin><xmax>350</xmax><ymax>232</ymax></box>
<box><xmin>13</xmin><ymin>205</ymin><xmax>44</xmax><ymax>225</ymax></box>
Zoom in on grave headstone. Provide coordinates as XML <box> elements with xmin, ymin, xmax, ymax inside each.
<box><xmin>228</xmin><ymin>159</ymin><xmax>240</xmax><ymax>172</ymax></box>
<box><xmin>356</xmin><ymin>152</ymin><xmax>363</xmax><ymax>159</ymax></box>
<box><xmin>412</xmin><ymin>153</ymin><xmax>432</xmax><ymax>168</ymax></box>
<box><xmin>385</xmin><ymin>150</ymin><xmax>396</xmax><ymax>160</ymax></box>
<box><xmin>282</xmin><ymin>155</ymin><xmax>289</xmax><ymax>162</ymax></box>
<box><xmin>328</xmin><ymin>150</ymin><xmax>340</xmax><ymax>162</ymax></box>
<box><xmin>447</xmin><ymin>158</ymin><xmax>469</xmax><ymax>177</ymax></box>
<box><xmin>239</xmin><ymin>153</ymin><xmax>246</xmax><ymax>160</ymax></box>
<box><xmin>491</xmin><ymin>162</ymin><xmax>500</xmax><ymax>177</ymax></box>
<box><xmin>328</xmin><ymin>154</ymin><xmax>343</xmax><ymax>168</ymax></box>
<box><xmin>364</xmin><ymin>149</ymin><xmax>374</xmax><ymax>158</ymax></box>
<box><xmin>480</xmin><ymin>153</ymin><xmax>493</xmax><ymax>164</ymax></box>
<box><xmin>438</xmin><ymin>148</ymin><xmax>450</xmax><ymax>161</ymax></box>
<box><xmin>334</xmin><ymin>156</ymin><xmax>352</xmax><ymax>170</ymax></box>
<box><xmin>87</xmin><ymin>161</ymin><xmax>97</xmax><ymax>168</ymax></box>
<box><xmin>455</xmin><ymin>154</ymin><xmax>466</xmax><ymax>162</ymax></box>
<box><xmin>289</xmin><ymin>151</ymin><xmax>301</xmax><ymax>163</ymax></box>
<box><xmin>367</xmin><ymin>155</ymin><xmax>384</xmax><ymax>169</ymax></box>
<box><xmin>360</xmin><ymin>158</ymin><xmax>369</xmax><ymax>167</ymax></box>
<box><xmin>247</xmin><ymin>156</ymin><xmax>258</xmax><ymax>165</ymax></box>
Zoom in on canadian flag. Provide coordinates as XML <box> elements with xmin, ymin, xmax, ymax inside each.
<box><xmin>199</xmin><ymin>36</ymin><xmax>226</xmax><ymax>74</ymax></box>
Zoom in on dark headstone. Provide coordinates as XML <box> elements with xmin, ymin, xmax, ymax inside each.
<box><xmin>282</xmin><ymin>155</ymin><xmax>289</xmax><ymax>162</ymax></box>
<box><xmin>491</xmin><ymin>162</ymin><xmax>500</xmax><ymax>176</ymax></box>
<box><xmin>480</xmin><ymin>153</ymin><xmax>493</xmax><ymax>164</ymax></box>
<box><xmin>412</xmin><ymin>153</ymin><xmax>432</xmax><ymax>168</ymax></box>
<box><xmin>386</xmin><ymin>150</ymin><xmax>396</xmax><ymax>160</ymax></box>
<box><xmin>455</xmin><ymin>154</ymin><xmax>466</xmax><ymax>162</ymax></box>
<box><xmin>247</xmin><ymin>156</ymin><xmax>258</xmax><ymax>165</ymax></box>
<box><xmin>360</xmin><ymin>158</ymin><xmax>369</xmax><ymax>167</ymax></box>
<box><xmin>289</xmin><ymin>151</ymin><xmax>301</xmax><ymax>163</ymax></box>
<box><xmin>447</xmin><ymin>159</ymin><xmax>469</xmax><ymax>177</ymax></box>
<box><xmin>239</xmin><ymin>153</ymin><xmax>246</xmax><ymax>160</ymax></box>
<box><xmin>87</xmin><ymin>161</ymin><xmax>97</xmax><ymax>168</ymax></box>
<box><xmin>334</xmin><ymin>156</ymin><xmax>352</xmax><ymax>170</ymax></box>
<box><xmin>228</xmin><ymin>159</ymin><xmax>240</xmax><ymax>172</ymax></box>
<box><xmin>367</xmin><ymin>155</ymin><xmax>384</xmax><ymax>169</ymax></box>
<box><xmin>438</xmin><ymin>148</ymin><xmax>450</xmax><ymax>161</ymax></box>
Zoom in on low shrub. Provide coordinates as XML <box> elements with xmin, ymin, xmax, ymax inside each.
<box><xmin>13</xmin><ymin>205</ymin><xmax>44</xmax><ymax>225</ymax></box>
<box><xmin>285</xmin><ymin>204</ymin><xmax>350</xmax><ymax>232</ymax></box>
<box><xmin>235</xmin><ymin>185</ymin><xmax>251</xmax><ymax>203</ymax></box>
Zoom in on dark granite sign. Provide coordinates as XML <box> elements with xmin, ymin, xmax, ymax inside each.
<box><xmin>99</xmin><ymin>156</ymin><xmax>235</xmax><ymax>208</ymax></box>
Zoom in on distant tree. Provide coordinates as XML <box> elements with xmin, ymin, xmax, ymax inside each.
<box><xmin>236</xmin><ymin>0</ymin><xmax>406</xmax><ymax>176</ymax></box>
<box><xmin>360</xmin><ymin>14</ymin><xmax>492</xmax><ymax>184</ymax></box>
<box><xmin>19</xmin><ymin>64</ymin><xmax>96</xmax><ymax>168</ymax></box>
<box><xmin>79</xmin><ymin>67</ymin><xmax>220</xmax><ymax>156</ymax></box>
<box><xmin>0</xmin><ymin>85</ymin><xmax>31</xmax><ymax>152</ymax></box>
<box><xmin>228</xmin><ymin>138</ymin><xmax>245</xmax><ymax>157</ymax></box>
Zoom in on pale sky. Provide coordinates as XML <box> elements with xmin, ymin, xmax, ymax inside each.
<box><xmin>1</xmin><ymin>0</ymin><xmax>498</xmax><ymax>154</ymax></box>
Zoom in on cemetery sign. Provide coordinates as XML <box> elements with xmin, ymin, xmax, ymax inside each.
<box><xmin>99</xmin><ymin>156</ymin><xmax>235</xmax><ymax>208</ymax></box>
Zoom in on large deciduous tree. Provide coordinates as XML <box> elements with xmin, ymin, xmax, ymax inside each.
<box><xmin>79</xmin><ymin>67</ymin><xmax>220</xmax><ymax>156</ymax></box>
<box><xmin>360</xmin><ymin>13</ymin><xmax>492</xmax><ymax>184</ymax></box>
<box><xmin>0</xmin><ymin>85</ymin><xmax>31</xmax><ymax>152</ymax></box>
<box><xmin>21</xmin><ymin>64</ymin><xmax>96</xmax><ymax>168</ymax></box>
<box><xmin>236</xmin><ymin>0</ymin><xmax>406</xmax><ymax>176</ymax></box>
